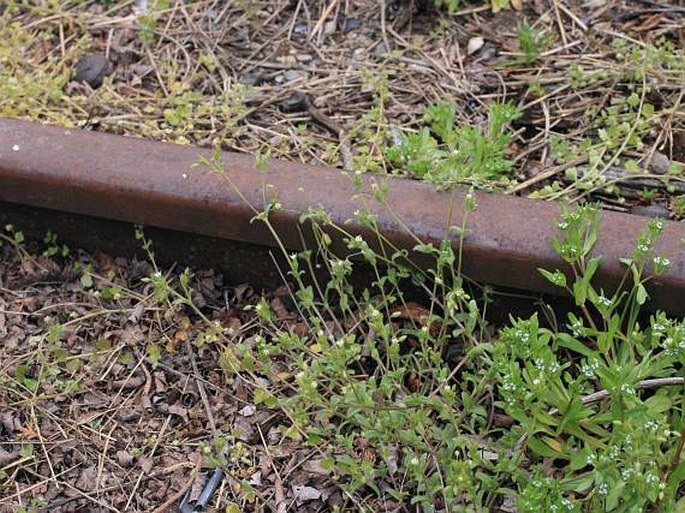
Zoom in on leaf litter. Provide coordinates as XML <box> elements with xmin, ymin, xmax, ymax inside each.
<box><xmin>0</xmin><ymin>237</ymin><xmax>336</xmax><ymax>512</ymax></box>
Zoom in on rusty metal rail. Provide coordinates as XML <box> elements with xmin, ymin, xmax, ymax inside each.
<box><xmin>1</xmin><ymin>118</ymin><xmax>683</xmax><ymax>313</ymax></box>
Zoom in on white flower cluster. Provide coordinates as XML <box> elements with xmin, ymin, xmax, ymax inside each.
<box><xmin>580</xmin><ymin>358</ymin><xmax>599</xmax><ymax>379</ymax></box>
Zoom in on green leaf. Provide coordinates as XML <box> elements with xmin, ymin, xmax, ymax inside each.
<box><xmin>538</xmin><ymin>268</ymin><xmax>566</xmax><ymax>287</ymax></box>
<box><xmin>572</xmin><ymin>280</ymin><xmax>587</xmax><ymax>306</ymax></box>
<box><xmin>676</xmin><ymin>497</ymin><xmax>685</xmax><ymax>513</ymax></box>
<box><xmin>619</xmin><ymin>257</ymin><xmax>633</xmax><ymax>267</ymax></box>
<box><xmin>625</xmin><ymin>159</ymin><xmax>640</xmax><ymax>173</ymax></box>
<box><xmin>528</xmin><ymin>436</ymin><xmax>564</xmax><ymax>458</ymax></box>
<box><xmin>253</xmin><ymin>388</ymin><xmax>277</xmax><ymax>408</ymax></box>
<box><xmin>665</xmin><ymin>460</ymin><xmax>685</xmax><ymax>509</ymax></box>
<box><xmin>80</xmin><ymin>272</ymin><xmax>93</xmax><ymax>289</ymax></box>
<box><xmin>19</xmin><ymin>444</ymin><xmax>34</xmax><ymax>458</ymax></box>
<box><xmin>605</xmin><ymin>480</ymin><xmax>626</xmax><ymax>511</ymax></box>
<box><xmin>636</xmin><ymin>283</ymin><xmax>648</xmax><ymax>305</ymax></box>
<box><xmin>584</xmin><ymin>255</ymin><xmax>603</xmax><ymax>282</ymax></box>
<box><xmin>644</xmin><ymin>394</ymin><xmax>672</xmax><ymax>413</ymax></box>
<box><xmin>563</xmin><ymin>472</ymin><xmax>595</xmax><ymax>493</ymax></box>
<box><xmin>556</xmin><ymin>333</ymin><xmax>596</xmax><ymax>358</ymax></box>
<box><xmin>226</xmin><ymin>503</ymin><xmax>241</xmax><ymax>513</ymax></box>
<box><xmin>465</xmin><ymin>342</ymin><xmax>492</xmax><ymax>359</ymax></box>
<box><xmin>147</xmin><ymin>343</ymin><xmax>161</xmax><ymax>364</ymax></box>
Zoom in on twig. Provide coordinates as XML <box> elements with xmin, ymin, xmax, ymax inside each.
<box><xmin>549</xmin><ymin>377</ymin><xmax>685</xmax><ymax>415</ymax></box>
<box><xmin>506</xmin><ymin>155</ymin><xmax>588</xmax><ymax>194</ymax></box>
<box><xmin>185</xmin><ymin>339</ymin><xmax>218</xmax><ymax>438</ymax></box>
<box><xmin>124</xmin><ymin>416</ymin><xmax>170</xmax><ymax>511</ymax></box>
<box><xmin>257</xmin><ymin>424</ymin><xmax>287</xmax><ymax>513</ymax></box>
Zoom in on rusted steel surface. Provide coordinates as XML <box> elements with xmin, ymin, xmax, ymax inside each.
<box><xmin>1</xmin><ymin>118</ymin><xmax>683</xmax><ymax>313</ymax></box>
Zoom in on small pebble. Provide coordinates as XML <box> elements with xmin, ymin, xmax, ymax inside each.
<box><xmin>323</xmin><ymin>21</ymin><xmax>336</xmax><ymax>35</ymax></box>
<box><xmin>344</xmin><ymin>18</ymin><xmax>361</xmax><ymax>33</ymax></box>
<box><xmin>73</xmin><ymin>52</ymin><xmax>111</xmax><ymax>88</ymax></box>
<box><xmin>292</xmin><ymin>22</ymin><xmax>309</xmax><ymax>38</ymax></box>
<box><xmin>646</xmin><ymin>152</ymin><xmax>671</xmax><ymax>175</ymax></box>
<box><xmin>283</xmin><ymin>69</ymin><xmax>306</xmax><ymax>82</ymax></box>
<box><xmin>279</xmin><ymin>91</ymin><xmax>309</xmax><ymax>113</ymax></box>
<box><xmin>373</xmin><ymin>42</ymin><xmax>389</xmax><ymax>58</ymax></box>
<box><xmin>240</xmin><ymin>72</ymin><xmax>262</xmax><ymax>86</ymax></box>
<box><xmin>467</xmin><ymin>36</ymin><xmax>485</xmax><ymax>55</ymax></box>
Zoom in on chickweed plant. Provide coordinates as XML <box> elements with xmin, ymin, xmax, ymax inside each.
<box><xmin>387</xmin><ymin>101</ymin><xmax>522</xmax><ymax>190</ymax></box>
<box><xmin>185</xmin><ymin>153</ymin><xmax>685</xmax><ymax>510</ymax></box>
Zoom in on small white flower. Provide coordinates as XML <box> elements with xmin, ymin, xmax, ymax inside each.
<box><xmin>653</xmin><ymin>256</ymin><xmax>670</xmax><ymax>267</ymax></box>
<box><xmin>620</xmin><ymin>383</ymin><xmax>635</xmax><ymax>395</ymax></box>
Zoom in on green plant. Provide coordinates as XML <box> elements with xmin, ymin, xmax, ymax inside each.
<box><xmin>433</xmin><ymin>0</ymin><xmax>519</xmax><ymax>12</ymax></box>
<box><xmin>433</xmin><ymin>0</ymin><xmax>462</xmax><ymax>13</ymax></box>
<box><xmin>43</xmin><ymin>230</ymin><xmax>69</xmax><ymax>259</ymax></box>
<box><xmin>348</xmin><ymin>69</ymin><xmax>393</xmax><ymax>174</ymax></box>
<box><xmin>517</xmin><ymin>21</ymin><xmax>547</xmax><ymax>66</ymax></box>
<box><xmin>195</xmin><ymin>153</ymin><xmax>684</xmax><ymax>510</ymax></box>
<box><xmin>387</xmin><ymin>101</ymin><xmax>522</xmax><ymax>188</ymax></box>
<box><xmin>672</xmin><ymin>196</ymin><xmax>685</xmax><ymax>218</ymax></box>
<box><xmin>137</xmin><ymin>0</ymin><xmax>169</xmax><ymax>44</ymax></box>
<box><xmin>500</xmin><ymin>206</ymin><xmax>684</xmax><ymax>511</ymax></box>
<box><xmin>3</xmin><ymin>224</ymin><xmax>25</xmax><ymax>245</ymax></box>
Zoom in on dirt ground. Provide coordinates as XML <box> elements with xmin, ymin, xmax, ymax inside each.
<box><xmin>0</xmin><ymin>236</ymin><xmax>344</xmax><ymax>512</ymax></box>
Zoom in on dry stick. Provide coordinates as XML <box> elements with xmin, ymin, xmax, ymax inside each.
<box><xmin>549</xmin><ymin>377</ymin><xmax>685</xmax><ymax>415</ymax></box>
<box><xmin>59</xmin><ymin>480</ymin><xmax>121</xmax><ymax>513</ymax></box>
<box><xmin>155</xmin><ymin>0</ymin><xmax>178</xmax><ymax>53</ymax></box>
<box><xmin>30</xmin><ymin>404</ymin><xmax>57</xmax><ymax>483</ymax></box>
<box><xmin>185</xmin><ymin>339</ymin><xmax>218</xmax><ymax>438</ymax></box>
<box><xmin>257</xmin><ymin>424</ymin><xmax>287</xmax><ymax>513</ymax></box>
<box><xmin>556</xmin><ymin>1</ymin><xmax>589</xmax><ymax>32</ymax></box>
<box><xmin>540</xmin><ymin>100</ymin><xmax>551</xmax><ymax>165</ymax></box>
<box><xmin>96</xmin><ymin>423</ymin><xmax>118</xmax><ymax>495</ymax></box>
<box><xmin>145</xmin><ymin>47</ymin><xmax>170</xmax><ymax>97</ymax></box>
<box><xmin>379</xmin><ymin>0</ymin><xmax>391</xmax><ymax>54</ymax></box>
<box><xmin>308</xmin><ymin>0</ymin><xmax>339</xmax><ymax>43</ymax></box>
<box><xmin>644</xmin><ymin>89</ymin><xmax>684</xmax><ymax>169</ymax></box>
<box><xmin>506</xmin><ymin>155</ymin><xmax>589</xmax><ymax>194</ymax></box>
<box><xmin>551</xmin><ymin>0</ymin><xmax>568</xmax><ymax>46</ymax></box>
<box><xmin>286</xmin><ymin>0</ymin><xmax>304</xmax><ymax>40</ymax></box>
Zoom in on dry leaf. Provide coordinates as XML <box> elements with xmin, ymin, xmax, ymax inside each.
<box><xmin>292</xmin><ymin>485</ymin><xmax>321</xmax><ymax>504</ymax></box>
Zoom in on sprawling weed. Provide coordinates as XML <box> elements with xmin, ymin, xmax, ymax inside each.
<box><xmin>189</xmin><ymin>155</ymin><xmax>684</xmax><ymax>510</ymax></box>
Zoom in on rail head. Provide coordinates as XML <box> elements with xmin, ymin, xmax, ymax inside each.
<box><xmin>1</xmin><ymin>117</ymin><xmax>683</xmax><ymax>313</ymax></box>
